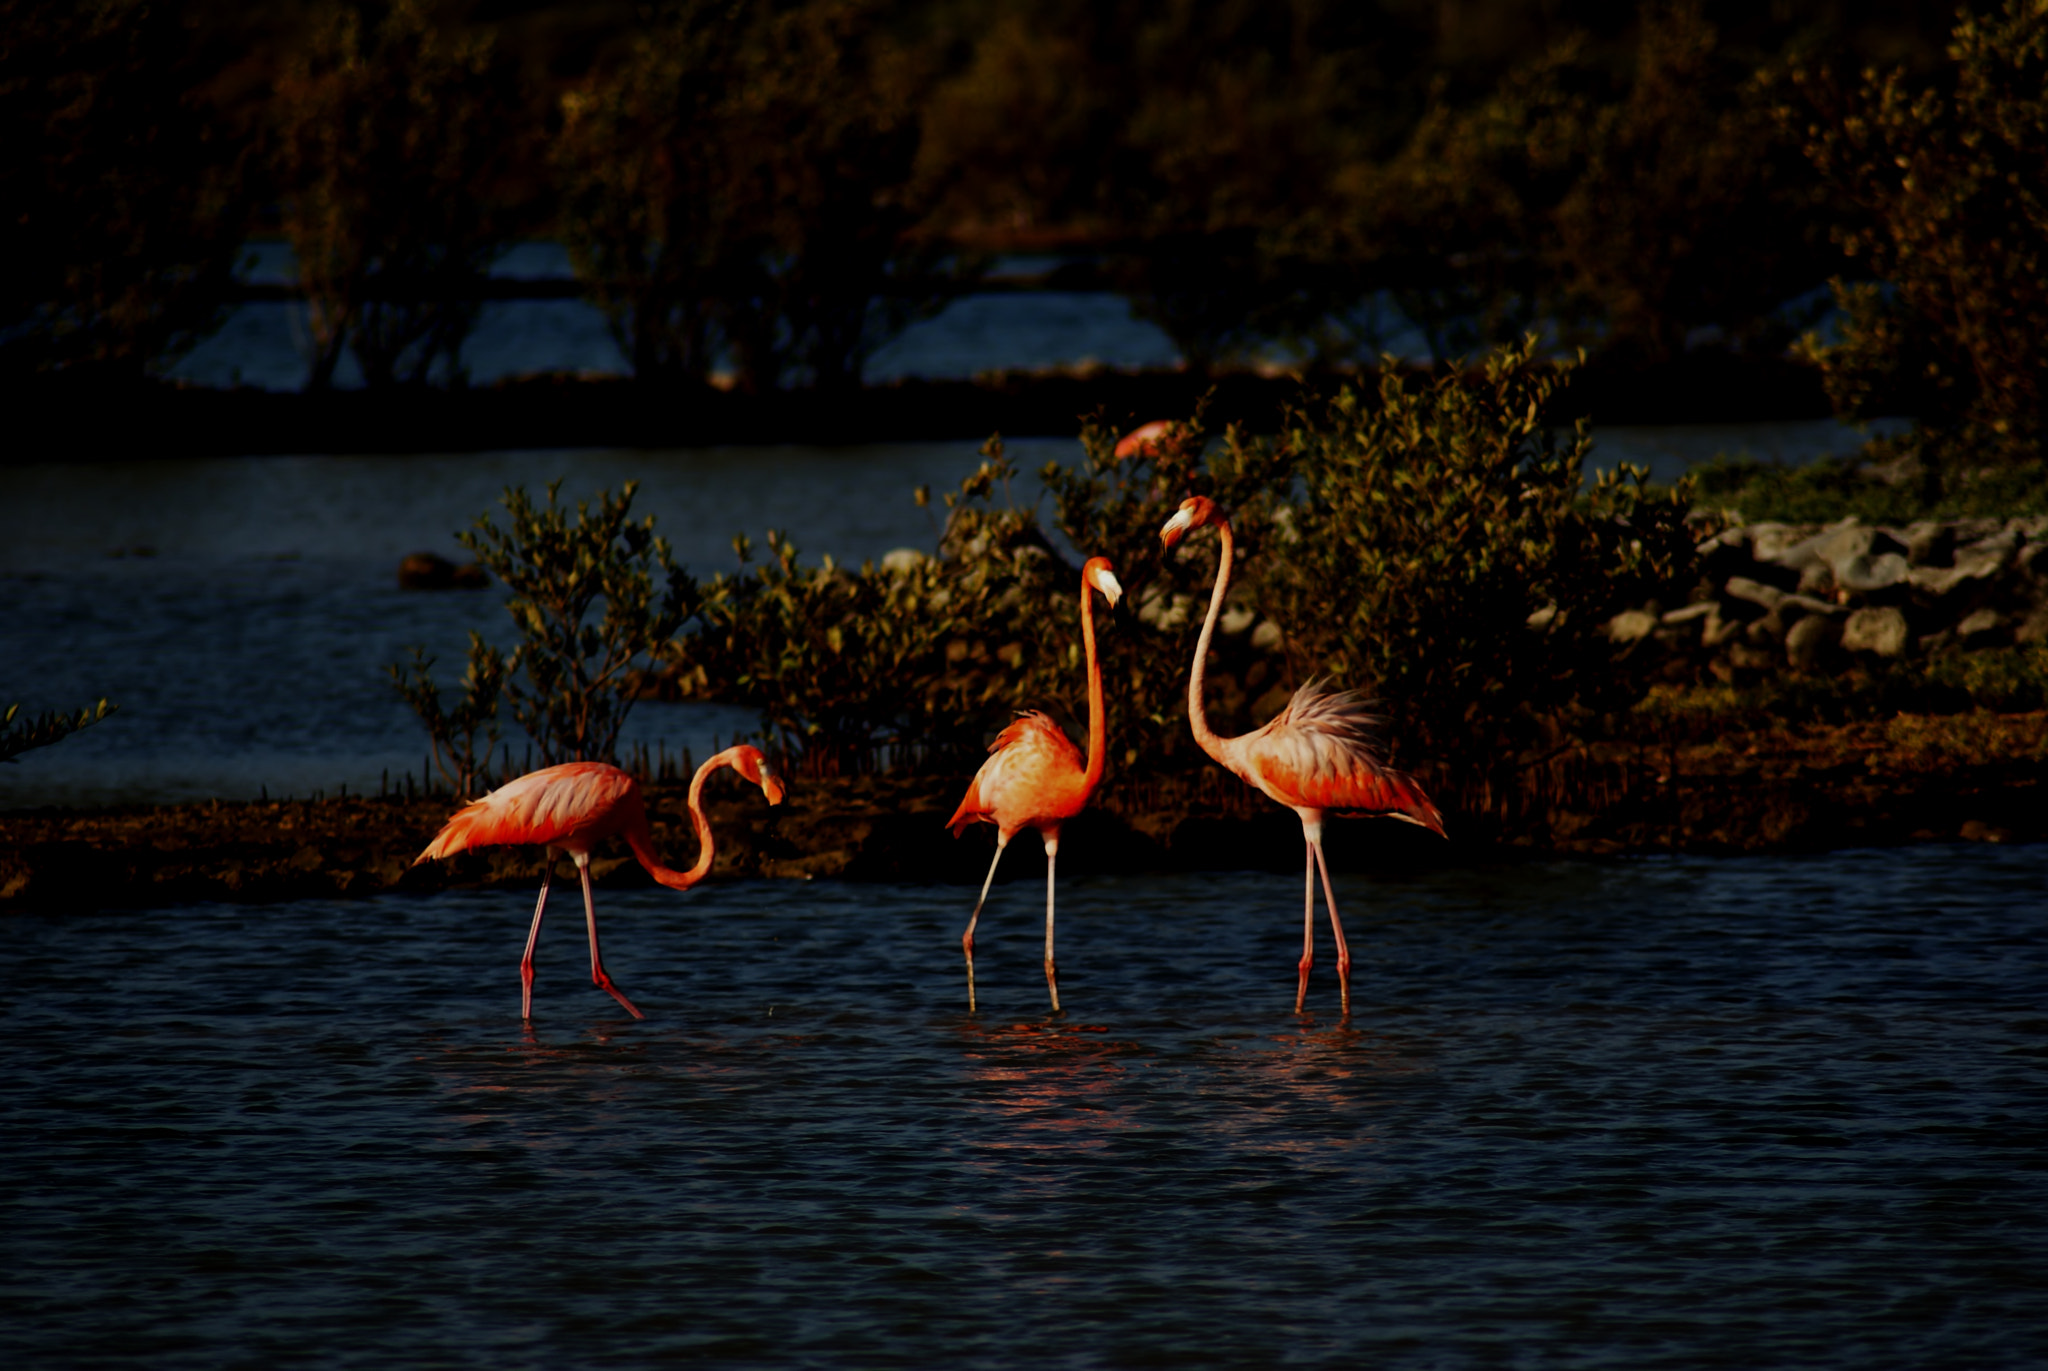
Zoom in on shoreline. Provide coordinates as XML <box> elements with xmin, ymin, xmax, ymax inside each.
<box><xmin>5</xmin><ymin>713</ymin><xmax>2042</xmax><ymax>911</ymax></box>
<box><xmin>7</xmin><ymin>354</ymin><xmax>1830</xmax><ymax>459</ymax></box>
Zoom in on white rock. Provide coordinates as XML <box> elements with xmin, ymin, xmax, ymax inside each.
<box><xmin>1835</xmin><ymin>552</ymin><xmax>1911</xmax><ymax>593</ymax></box>
<box><xmin>1607</xmin><ymin>610</ymin><xmax>1658</xmax><ymax>644</ymax></box>
<box><xmin>879</xmin><ymin>547</ymin><xmax>927</xmax><ymax>574</ymax></box>
<box><xmin>1136</xmin><ymin>589</ymin><xmax>1193</xmax><ymax>630</ymax></box>
<box><xmin>1724</xmin><ymin>576</ymin><xmax>1786</xmax><ymax>610</ymax></box>
<box><xmin>1903</xmin><ymin>521</ymin><xmax>1954</xmax><ymax>566</ymax></box>
<box><xmin>1957</xmin><ymin>607</ymin><xmax>2002</xmax><ymax>640</ymax></box>
<box><xmin>1841</xmin><ymin>606</ymin><xmax>1911</xmax><ymax>658</ymax></box>
<box><xmin>1786</xmin><ymin>614</ymin><xmax>1842</xmax><ymax>669</ymax></box>
<box><xmin>1746</xmin><ymin>523</ymin><xmax>1808</xmax><ymax>564</ymax></box>
<box><xmin>1702</xmin><ymin>611</ymin><xmax>1743</xmax><ymax>648</ymax></box>
<box><xmin>1909</xmin><ymin>552</ymin><xmax>2005</xmax><ymax>597</ymax></box>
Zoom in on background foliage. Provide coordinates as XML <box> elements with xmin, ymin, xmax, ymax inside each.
<box><xmin>391</xmin><ymin>481</ymin><xmax>696</xmax><ymax>795</ymax></box>
<box><xmin>12</xmin><ymin>0</ymin><xmax>2015</xmax><ymax>439</ymax></box>
<box><xmin>1781</xmin><ymin>0</ymin><xmax>2048</xmax><ymax>483</ymax></box>
<box><xmin>271</xmin><ymin>0</ymin><xmax>523</xmax><ymax>389</ymax></box>
<box><xmin>648</xmin><ymin>341</ymin><xmax>1696</xmax><ymax>786</ymax></box>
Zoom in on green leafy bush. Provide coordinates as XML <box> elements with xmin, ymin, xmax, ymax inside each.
<box><xmin>671</xmin><ymin>340</ymin><xmax>1696</xmax><ymax>793</ymax></box>
<box><xmin>391</xmin><ymin>482</ymin><xmax>696</xmax><ymax>793</ymax></box>
<box><xmin>1252</xmin><ymin>338</ymin><xmax>1697</xmax><ymax>771</ymax></box>
<box><xmin>667</xmin><ymin>442</ymin><xmax>1081</xmax><ymax>773</ymax></box>
<box><xmin>389</xmin><ymin>636</ymin><xmax>504</xmax><ymax>798</ymax></box>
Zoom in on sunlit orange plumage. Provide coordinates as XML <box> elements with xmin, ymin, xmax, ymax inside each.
<box><xmin>1112</xmin><ymin>419</ymin><xmax>1175</xmax><ymax>461</ymax></box>
<box><xmin>1161</xmin><ymin>493</ymin><xmax>1444</xmax><ymax>1015</ymax></box>
<box><xmin>946</xmin><ymin>555</ymin><xmax>1122</xmax><ymax>1013</ymax></box>
<box><xmin>414</xmin><ymin>745</ymin><xmax>784</xmax><ymax>1020</ymax></box>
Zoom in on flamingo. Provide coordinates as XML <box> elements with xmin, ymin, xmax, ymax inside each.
<box><xmin>1113</xmin><ymin>419</ymin><xmax>1176</xmax><ymax>461</ymax></box>
<box><xmin>946</xmin><ymin>555</ymin><xmax>1123</xmax><ymax>1014</ymax></box>
<box><xmin>1160</xmin><ymin>496</ymin><xmax>1444</xmax><ymax>1015</ymax></box>
<box><xmin>414</xmin><ymin>745</ymin><xmax>785</xmax><ymax>1020</ymax></box>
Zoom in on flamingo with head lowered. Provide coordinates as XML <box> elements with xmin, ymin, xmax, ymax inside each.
<box><xmin>1160</xmin><ymin>496</ymin><xmax>1444</xmax><ymax>1016</ymax></box>
<box><xmin>414</xmin><ymin>745</ymin><xmax>784</xmax><ymax>1020</ymax></box>
<box><xmin>946</xmin><ymin>555</ymin><xmax>1123</xmax><ymax>1014</ymax></box>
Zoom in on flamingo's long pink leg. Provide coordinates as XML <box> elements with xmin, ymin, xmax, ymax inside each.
<box><xmin>1042</xmin><ymin>829</ymin><xmax>1061</xmax><ymax>1014</ymax></box>
<box><xmin>576</xmin><ymin>854</ymin><xmax>644</xmax><ymax>1019</ymax></box>
<box><xmin>963</xmin><ymin>835</ymin><xmax>1009</xmax><ymax>1013</ymax></box>
<box><xmin>1296</xmin><ymin>835</ymin><xmax>1317</xmax><ymax>1013</ymax></box>
<box><xmin>1310</xmin><ymin>835</ymin><xmax>1352</xmax><ymax>1017</ymax></box>
<box><xmin>520</xmin><ymin>863</ymin><xmax>555</xmax><ymax>1020</ymax></box>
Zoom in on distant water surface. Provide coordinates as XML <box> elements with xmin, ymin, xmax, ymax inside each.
<box><xmin>3</xmin><ymin>849</ymin><xmax>2044</xmax><ymax>1367</ymax></box>
<box><xmin>169</xmin><ymin>243</ymin><xmax>1187</xmax><ymax>391</ymax></box>
<box><xmin>0</xmin><ymin>442</ymin><xmax>1058</xmax><ymax>807</ymax></box>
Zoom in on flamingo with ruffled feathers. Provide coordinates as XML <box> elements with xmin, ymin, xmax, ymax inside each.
<box><xmin>414</xmin><ymin>745</ymin><xmax>784</xmax><ymax>1019</ymax></box>
<box><xmin>946</xmin><ymin>556</ymin><xmax>1123</xmax><ymax>1013</ymax></box>
<box><xmin>1160</xmin><ymin>496</ymin><xmax>1444</xmax><ymax>1015</ymax></box>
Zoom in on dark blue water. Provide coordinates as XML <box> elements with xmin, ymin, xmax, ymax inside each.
<box><xmin>6</xmin><ymin>849</ymin><xmax>2045</xmax><ymax>1368</ymax></box>
<box><xmin>168</xmin><ymin>244</ymin><xmax>1190</xmax><ymax>391</ymax></box>
<box><xmin>0</xmin><ymin>442</ymin><xmax>1062</xmax><ymax>806</ymax></box>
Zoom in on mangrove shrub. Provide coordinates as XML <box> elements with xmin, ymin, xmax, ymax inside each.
<box><xmin>555</xmin><ymin>0</ymin><xmax>962</xmax><ymax>393</ymax></box>
<box><xmin>272</xmin><ymin>0</ymin><xmax>524</xmax><ymax>390</ymax></box>
<box><xmin>1785</xmin><ymin>0</ymin><xmax>2048</xmax><ymax>473</ymax></box>
<box><xmin>0</xmin><ymin>0</ymin><xmax>242</xmax><ymax>380</ymax></box>
<box><xmin>1255</xmin><ymin>339</ymin><xmax>1697</xmax><ymax>771</ymax></box>
<box><xmin>393</xmin><ymin>482</ymin><xmax>697</xmax><ymax>793</ymax></box>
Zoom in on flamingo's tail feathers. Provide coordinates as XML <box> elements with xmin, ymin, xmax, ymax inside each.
<box><xmin>1384</xmin><ymin>780</ymin><xmax>1447</xmax><ymax>838</ymax></box>
<box><xmin>945</xmin><ymin>784</ymin><xmax>984</xmax><ymax>837</ymax></box>
<box><xmin>414</xmin><ymin>797</ymin><xmax>497</xmax><ymax>864</ymax></box>
<box><xmin>1274</xmin><ymin>678</ymin><xmax>1446</xmax><ymax>836</ymax></box>
<box><xmin>1283</xmin><ymin>677</ymin><xmax>1385</xmax><ymax>735</ymax></box>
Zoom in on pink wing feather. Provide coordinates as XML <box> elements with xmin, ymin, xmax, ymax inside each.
<box><xmin>1235</xmin><ymin>680</ymin><xmax>1444</xmax><ymax>834</ymax></box>
<box><xmin>414</xmin><ymin>762</ymin><xmax>638</xmax><ymax>861</ymax></box>
<box><xmin>946</xmin><ymin>712</ymin><xmax>1085</xmax><ymax>836</ymax></box>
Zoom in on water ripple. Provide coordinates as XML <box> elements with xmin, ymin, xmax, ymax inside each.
<box><xmin>3</xmin><ymin>849</ymin><xmax>2045</xmax><ymax>1368</ymax></box>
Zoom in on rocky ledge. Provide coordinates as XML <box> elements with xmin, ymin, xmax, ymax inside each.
<box><xmin>1609</xmin><ymin>516</ymin><xmax>2048</xmax><ymax>676</ymax></box>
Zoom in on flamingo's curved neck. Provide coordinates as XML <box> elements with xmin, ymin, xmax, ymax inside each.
<box><xmin>628</xmin><ymin>762</ymin><xmax>721</xmax><ymax>890</ymax></box>
<box><xmin>1079</xmin><ymin>575</ymin><xmax>1107</xmax><ymax>797</ymax></box>
<box><xmin>1188</xmin><ymin>516</ymin><xmax>1234</xmax><ymax>765</ymax></box>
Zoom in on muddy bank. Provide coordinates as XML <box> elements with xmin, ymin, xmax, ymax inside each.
<box><xmin>4</xmin><ymin>712</ymin><xmax>2042</xmax><ymax>912</ymax></box>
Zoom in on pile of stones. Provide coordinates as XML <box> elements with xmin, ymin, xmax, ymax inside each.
<box><xmin>1608</xmin><ymin>517</ymin><xmax>2048</xmax><ymax>678</ymax></box>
